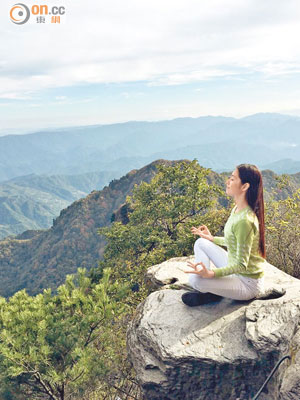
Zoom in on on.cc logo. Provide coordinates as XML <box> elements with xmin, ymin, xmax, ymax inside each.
<box><xmin>10</xmin><ymin>3</ymin><xmax>30</xmax><ymax>24</ymax></box>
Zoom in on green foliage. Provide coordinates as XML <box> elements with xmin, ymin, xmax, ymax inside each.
<box><xmin>97</xmin><ymin>160</ymin><xmax>229</xmax><ymax>303</ymax></box>
<box><xmin>265</xmin><ymin>186</ymin><xmax>300</xmax><ymax>277</ymax></box>
<box><xmin>0</xmin><ymin>268</ymin><xmax>130</xmax><ymax>400</ymax></box>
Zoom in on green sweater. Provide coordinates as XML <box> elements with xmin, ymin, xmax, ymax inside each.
<box><xmin>211</xmin><ymin>204</ymin><xmax>266</xmax><ymax>279</ymax></box>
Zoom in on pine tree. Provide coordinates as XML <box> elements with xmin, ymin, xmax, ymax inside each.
<box><xmin>0</xmin><ymin>268</ymin><xmax>129</xmax><ymax>400</ymax></box>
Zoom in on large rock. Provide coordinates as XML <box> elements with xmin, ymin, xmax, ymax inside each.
<box><xmin>127</xmin><ymin>257</ymin><xmax>300</xmax><ymax>400</ymax></box>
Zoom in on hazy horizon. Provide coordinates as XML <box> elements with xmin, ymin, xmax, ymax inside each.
<box><xmin>1</xmin><ymin>111</ymin><xmax>300</xmax><ymax>138</ymax></box>
<box><xmin>1</xmin><ymin>0</ymin><xmax>300</xmax><ymax>134</ymax></box>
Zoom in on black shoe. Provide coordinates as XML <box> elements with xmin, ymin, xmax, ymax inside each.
<box><xmin>181</xmin><ymin>291</ymin><xmax>223</xmax><ymax>306</ymax></box>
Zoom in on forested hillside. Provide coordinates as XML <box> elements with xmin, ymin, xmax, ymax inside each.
<box><xmin>0</xmin><ymin>160</ymin><xmax>175</xmax><ymax>296</ymax></box>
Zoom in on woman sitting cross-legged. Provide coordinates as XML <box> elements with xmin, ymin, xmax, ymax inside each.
<box><xmin>182</xmin><ymin>163</ymin><xmax>266</xmax><ymax>307</ymax></box>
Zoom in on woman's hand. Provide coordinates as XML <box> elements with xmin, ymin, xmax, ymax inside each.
<box><xmin>184</xmin><ymin>261</ymin><xmax>215</xmax><ymax>279</ymax></box>
<box><xmin>190</xmin><ymin>224</ymin><xmax>213</xmax><ymax>241</ymax></box>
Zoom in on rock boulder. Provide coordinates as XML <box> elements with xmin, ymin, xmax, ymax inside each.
<box><xmin>127</xmin><ymin>257</ymin><xmax>300</xmax><ymax>400</ymax></box>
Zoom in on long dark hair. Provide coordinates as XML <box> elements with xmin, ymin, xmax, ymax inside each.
<box><xmin>236</xmin><ymin>163</ymin><xmax>266</xmax><ymax>258</ymax></box>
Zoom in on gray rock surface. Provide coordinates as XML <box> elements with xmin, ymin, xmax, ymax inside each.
<box><xmin>127</xmin><ymin>257</ymin><xmax>300</xmax><ymax>400</ymax></box>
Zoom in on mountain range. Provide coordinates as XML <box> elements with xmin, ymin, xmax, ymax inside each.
<box><xmin>1</xmin><ymin>112</ymin><xmax>300</xmax><ymax>296</ymax></box>
<box><xmin>0</xmin><ymin>158</ymin><xmax>300</xmax><ymax>298</ymax></box>
<box><xmin>1</xmin><ymin>112</ymin><xmax>300</xmax><ymax>240</ymax></box>
<box><xmin>1</xmin><ymin>113</ymin><xmax>300</xmax><ymax>184</ymax></box>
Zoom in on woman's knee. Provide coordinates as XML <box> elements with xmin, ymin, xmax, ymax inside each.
<box><xmin>194</xmin><ymin>237</ymin><xmax>211</xmax><ymax>252</ymax></box>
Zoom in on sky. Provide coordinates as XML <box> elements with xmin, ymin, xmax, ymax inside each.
<box><xmin>1</xmin><ymin>0</ymin><xmax>300</xmax><ymax>135</ymax></box>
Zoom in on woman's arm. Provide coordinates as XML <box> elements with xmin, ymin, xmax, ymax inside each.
<box><xmin>211</xmin><ymin>219</ymin><xmax>255</xmax><ymax>278</ymax></box>
<box><xmin>212</xmin><ymin>236</ymin><xmax>227</xmax><ymax>247</ymax></box>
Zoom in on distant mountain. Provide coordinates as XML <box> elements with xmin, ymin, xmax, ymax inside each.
<box><xmin>261</xmin><ymin>158</ymin><xmax>300</xmax><ymax>174</ymax></box>
<box><xmin>0</xmin><ymin>159</ymin><xmax>300</xmax><ymax>298</ymax></box>
<box><xmin>0</xmin><ymin>116</ymin><xmax>233</xmax><ymax>182</ymax></box>
<box><xmin>1</xmin><ymin>113</ymin><xmax>300</xmax><ymax>183</ymax></box>
<box><xmin>147</xmin><ymin>140</ymin><xmax>276</xmax><ymax>172</ymax></box>
<box><xmin>0</xmin><ymin>170</ymin><xmax>120</xmax><ymax>240</ymax></box>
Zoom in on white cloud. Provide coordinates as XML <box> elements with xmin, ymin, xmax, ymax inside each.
<box><xmin>0</xmin><ymin>92</ymin><xmax>33</xmax><ymax>100</ymax></box>
<box><xmin>0</xmin><ymin>0</ymin><xmax>300</xmax><ymax>99</ymax></box>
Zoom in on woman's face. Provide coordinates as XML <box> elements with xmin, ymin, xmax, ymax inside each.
<box><xmin>226</xmin><ymin>168</ymin><xmax>244</xmax><ymax>198</ymax></box>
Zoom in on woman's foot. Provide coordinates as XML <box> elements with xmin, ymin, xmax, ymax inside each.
<box><xmin>181</xmin><ymin>291</ymin><xmax>223</xmax><ymax>306</ymax></box>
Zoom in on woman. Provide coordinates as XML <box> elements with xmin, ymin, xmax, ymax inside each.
<box><xmin>182</xmin><ymin>163</ymin><xmax>266</xmax><ymax>306</ymax></box>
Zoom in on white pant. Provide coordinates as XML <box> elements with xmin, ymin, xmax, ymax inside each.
<box><xmin>188</xmin><ymin>238</ymin><xmax>265</xmax><ymax>301</ymax></box>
